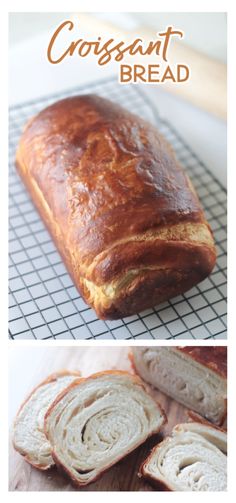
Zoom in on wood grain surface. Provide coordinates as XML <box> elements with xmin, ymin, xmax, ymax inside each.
<box><xmin>9</xmin><ymin>346</ymin><xmax>191</xmax><ymax>492</ymax></box>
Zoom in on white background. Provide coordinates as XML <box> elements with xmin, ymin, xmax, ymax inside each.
<box><xmin>9</xmin><ymin>11</ymin><xmax>227</xmax><ymax>186</ymax></box>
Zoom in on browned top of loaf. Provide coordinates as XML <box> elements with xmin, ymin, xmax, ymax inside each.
<box><xmin>18</xmin><ymin>95</ymin><xmax>205</xmax><ymax>270</ymax></box>
<box><xmin>177</xmin><ymin>346</ymin><xmax>227</xmax><ymax>379</ymax></box>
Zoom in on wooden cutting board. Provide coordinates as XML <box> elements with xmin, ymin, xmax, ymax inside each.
<box><xmin>9</xmin><ymin>346</ymin><xmax>192</xmax><ymax>492</ymax></box>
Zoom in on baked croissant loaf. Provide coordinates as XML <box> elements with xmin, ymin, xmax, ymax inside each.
<box><xmin>16</xmin><ymin>95</ymin><xmax>216</xmax><ymax>319</ymax></box>
<box><xmin>140</xmin><ymin>422</ymin><xmax>227</xmax><ymax>491</ymax></box>
<box><xmin>132</xmin><ymin>346</ymin><xmax>227</xmax><ymax>425</ymax></box>
<box><xmin>12</xmin><ymin>371</ymin><xmax>80</xmax><ymax>469</ymax></box>
<box><xmin>44</xmin><ymin>370</ymin><xmax>166</xmax><ymax>486</ymax></box>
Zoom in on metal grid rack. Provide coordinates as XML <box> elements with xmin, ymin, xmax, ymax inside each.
<box><xmin>9</xmin><ymin>78</ymin><xmax>227</xmax><ymax>340</ymax></box>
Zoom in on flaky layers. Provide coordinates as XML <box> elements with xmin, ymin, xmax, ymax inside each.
<box><xmin>12</xmin><ymin>371</ymin><xmax>81</xmax><ymax>469</ymax></box>
<box><xmin>44</xmin><ymin>371</ymin><xmax>166</xmax><ymax>486</ymax></box>
<box><xmin>132</xmin><ymin>347</ymin><xmax>227</xmax><ymax>425</ymax></box>
<box><xmin>140</xmin><ymin>422</ymin><xmax>227</xmax><ymax>491</ymax></box>
<box><xmin>16</xmin><ymin>95</ymin><xmax>216</xmax><ymax>319</ymax></box>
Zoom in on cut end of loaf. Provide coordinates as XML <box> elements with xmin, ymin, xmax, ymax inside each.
<box><xmin>83</xmin><ymin>254</ymin><xmax>216</xmax><ymax>320</ymax></box>
<box><xmin>131</xmin><ymin>346</ymin><xmax>227</xmax><ymax>426</ymax></box>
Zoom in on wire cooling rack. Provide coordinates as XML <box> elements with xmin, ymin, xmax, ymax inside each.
<box><xmin>9</xmin><ymin>78</ymin><xmax>227</xmax><ymax>340</ymax></box>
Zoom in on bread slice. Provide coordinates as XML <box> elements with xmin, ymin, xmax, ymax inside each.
<box><xmin>44</xmin><ymin>370</ymin><xmax>166</xmax><ymax>486</ymax></box>
<box><xmin>13</xmin><ymin>371</ymin><xmax>81</xmax><ymax>469</ymax></box>
<box><xmin>140</xmin><ymin>422</ymin><xmax>227</xmax><ymax>491</ymax></box>
<box><xmin>131</xmin><ymin>346</ymin><xmax>227</xmax><ymax>425</ymax></box>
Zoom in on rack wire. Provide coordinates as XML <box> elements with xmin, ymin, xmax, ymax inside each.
<box><xmin>9</xmin><ymin>78</ymin><xmax>227</xmax><ymax>340</ymax></box>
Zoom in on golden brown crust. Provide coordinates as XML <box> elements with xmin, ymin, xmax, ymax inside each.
<box><xmin>139</xmin><ymin>441</ymin><xmax>173</xmax><ymax>491</ymax></box>
<box><xmin>187</xmin><ymin>410</ymin><xmax>227</xmax><ymax>430</ymax></box>
<box><xmin>16</xmin><ymin>95</ymin><xmax>216</xmax><ymax>319</ymax></box>
<box><xmin>139</xmin><ymin>458</ymin><xmax>172</xmax><ymax>491</ymax></box>
<box><xmin>141</xmin><ymin>476</ymin><xmax>172</xmax><ymax>492</ymax></box>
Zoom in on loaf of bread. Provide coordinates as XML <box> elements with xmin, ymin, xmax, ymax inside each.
<box><xmin>44</xmin><ymin>370</ymin><xmax>166</xmax><ymax>486</ymax></box>
<box><xmin>16</xmin><ymin>96</ymin><xmax>216</xmax><ymax>319</ymax></box>
<box><xmin>140</xmin><ymin>422</ymin><xmax>227</xmax><ymax>491</ymax></box>
<box><xmin>12</xmin><ymin>371</ymin><xmax>80</xmax><ymax>469</ymax></box>
<box><xmin>131</xmin><ymin>346</ymin><xmax>227</xmax><ymax>425</ymax></box>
